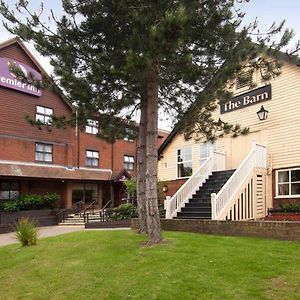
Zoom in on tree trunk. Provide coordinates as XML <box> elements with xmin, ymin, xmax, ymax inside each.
<box><xmin>136</xmin><ymin>94</ymin><xmax>148</xmax><ymax>233</ymax></box>
<box><xmin>145</xmin><ymin>65</ymin><xmax>162</xmax><ymax>244</ymax></box>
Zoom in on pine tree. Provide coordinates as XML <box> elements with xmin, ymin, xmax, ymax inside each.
<box><xmin>0</xmin><ymin>0</ymin><xmax>294</xmax><ymax>244</ymax></box>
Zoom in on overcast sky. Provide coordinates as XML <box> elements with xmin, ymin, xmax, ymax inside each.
<box><xmin>0</xmin><ymin>0</ymin><xmax>299</xmax><ymax>131</ymax></box>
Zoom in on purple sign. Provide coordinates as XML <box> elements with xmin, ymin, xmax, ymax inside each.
<box><xmin>0</xmin><ymin>57</ymin><xmax>42</xmax><ymax>96</ymax></box>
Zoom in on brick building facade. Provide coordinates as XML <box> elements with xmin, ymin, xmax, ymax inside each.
<box><xmin>0</xmin><ymin>37</ymin><xmax>168</xmax><ymax>209</ymax></box>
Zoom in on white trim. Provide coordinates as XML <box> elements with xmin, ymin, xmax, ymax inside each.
<box><xmin>0</xmin><ymin>159</ymin><xmax>112</xmax><ymax>173</ymax></box>
<box><xmin>275</xmin><ymin>167</ymin><xmax>300</xmax><ymax>197</ymax></box>
<box><xmin>176</xmin><ymin>146</ymin><xmax>193</xmax><ymax>179</ymax></box>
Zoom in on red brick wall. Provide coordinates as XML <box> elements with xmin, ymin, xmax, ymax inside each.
<box><xmin>112</xmin><ymin>139</ymin><xmax>137</xmax><ymax>177</ymax></box>
<box><xmin>0</xmin><ymin>43</ymin><xmax>74</xmax><ymax>167</ymax></box>
<box><xmin>77</xmin><ymin>131</ymin><xmax>113</xmax><ymax>170</ymax></box>
<box><xmin>160</xmin><ymin>178</ymin><xmax>188</xmax><ymax>198</ymax></box>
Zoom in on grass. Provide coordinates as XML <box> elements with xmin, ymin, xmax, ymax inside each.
<box><xmin>0</xmin><ymin>230</ymin><xmax>300</xmax><ymax>300</ymax></box>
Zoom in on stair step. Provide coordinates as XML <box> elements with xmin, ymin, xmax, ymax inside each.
<box><xmin>181</xmin><ymin>208</ymin><xmax>211</xmax><ymax>213</ymax></box>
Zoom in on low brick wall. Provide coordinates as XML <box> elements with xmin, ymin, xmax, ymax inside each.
<box><xmin>0</xmin><ymin>210</ymin><xmax>59</xmax><ymax>234</ymax></box>
<box><xmin>85</xmin><ymin>220</ymin><xmax>131</xmax><ymax>229</ymax></box>
<box><xmin>131</xmin><ymin>218</ymin><xmax>300</xmax><ymax>242</ymax></box>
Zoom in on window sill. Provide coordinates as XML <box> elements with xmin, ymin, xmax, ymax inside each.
<box><xmin>274</xmin><ymin>195</ymin><xmax>300</xmax><ymax>199</ymax></box>
<box><xmin>176</xmin><ymin>176</ymin><xmax>191</xmax><ymax>180</ymax></box>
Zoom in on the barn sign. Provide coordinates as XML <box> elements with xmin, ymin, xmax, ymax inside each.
<box><xmin>220</xmin><ymin>85</ymin><xmax>271</xmax><ymax>114</ymax></box>
<box><xmin>0</xmin><ymin>57</ymin><xmax>42</xmax><ymax>96</ymax></box>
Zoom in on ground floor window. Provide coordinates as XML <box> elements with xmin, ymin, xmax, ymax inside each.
<box><xmin>276</xmin><ymin>168</ymin><xmax>300</xmax><ymax>197</ymax></box>
<box><xmin>0</xmin><ymin>181</ymin><xmax>20</xmax><ymax>201</ymax></box>
<box><xmin>177</xmin><ymin>146</ymin><xmax>192</xmax><ymax>178</ymax></box>
<box><xmin>72</xmin><ymin>183</ymin><xmax>98</xmax><ymax>204</ymax></box>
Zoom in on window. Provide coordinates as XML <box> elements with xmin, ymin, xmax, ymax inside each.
<box><xmin>124</xmin><ymin>155</ymin><xmax>134</xmax><ymax>170</ymax></box>
<box><xmin>200</xmin><ymin>142</ymin><xmax>217</xmax><ymax>166</ymax></box>
<box><xmin>86</xmin><ymin>119</ymin><xmax>98</xmax><ymax>135</ymax></box>
<box><xmin>72</xmin><ymin>183</ymin><xmax>98</xmax><ymax>204</ymax></box>
<box><xmin>124</xmin><ymin>128</ymin><xmax>135</xmax><ymax>142</ymax></box>
<box><xmin>177</xmin><ymin>147</ymin><xmax>192</xmax><ymax>178</ymax></box>
<box><xmin>35</xmin><ymin>143</ymin><xmax>53</xmax><ymax>162</ymax></box>
<box><xmin>36</xmin><ymin>106</ymin><xmax>53</xmax><ymax>124</ymax></box>
<box><xmin>277</xmin><ymin>168</ymin><xmax>300</xmax><ymax>197</ymax></box>
<box><xmin>85</xmin><ymin>150</ymin><xmax>99</xmax><ymax>167</ymax></box>
<box><xmin>236</xmin><ymin>70</ymin><xmax>253</xmax><ymax>89</ymax></box>
<box><xmin>0</xmin><ymin>181</ymin><xmax>20</xmax><ymax>201</ymax></box>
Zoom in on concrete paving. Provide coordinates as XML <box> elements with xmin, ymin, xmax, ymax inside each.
<box><xmin>0</xmin><ymin>225</ymin><xmax>84</xmax><ymax>247</ymax></box>
<box><xmin>0</xmin><ymin>225</ymin><xmax>131</xmax><ymax>247</ymax></box>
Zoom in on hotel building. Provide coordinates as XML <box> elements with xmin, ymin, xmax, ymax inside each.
<box><xmin>0</xmin><ymin>37</ymin><xmax>168</xmax><ymax>209</ymax></box>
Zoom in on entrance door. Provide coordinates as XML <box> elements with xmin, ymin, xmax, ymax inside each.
<box><xmin>200</xmin><ymin>142</ymin><xmax>217</xmax><ymax>166</ymax></box>
<box><xmin>72</xmin><ymin>183</ymin><xmax>98</xmax><ymax>205</ymax></box>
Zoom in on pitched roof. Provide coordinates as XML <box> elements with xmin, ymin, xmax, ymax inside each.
<box><xmin>0</xmin><ymin>161</ymin><xmax>112</xmax><ymax>181</ymax></box>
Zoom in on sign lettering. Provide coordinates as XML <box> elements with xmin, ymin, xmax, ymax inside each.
<box><xmin>0</xmin><ymin>57</ymin><xmax>42</xmax><ymax>96</ymax></box>
<box><xmin>220</xmin><ymin>85</ymin><xmax>271</xmax><ymax>114</ymax></box>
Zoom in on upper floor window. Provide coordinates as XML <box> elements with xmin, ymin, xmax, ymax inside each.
<box><xmin>0</xmin><ymin>181</ymin><xmax>20</xmax><ymax>201</ymax></box>
<box><xmin>86</xmin><ymin>150</ymin><xmax>99</xmax><ymax>167</ymax></box>
<box><xmin>124</xmin><ymin>155</ymin><xmax>135</xmax><ymax>170</ymax></box>
<box><xmin>35</xmin><ymin>143</ymin><xmax>53</xmax><ymax>162</ymax></box>
<box><xmin>86</xmin><ymin>119</ymin><xmax>99</xmax><ymax>135</ymax></box>
<box><xmin>277</xmin><ymin>168</ymin><xmax>300</xmax><ymax>197</ymax></box>
<box><xmin>236</xmin><ymin>70</ymin><xmax>253</xmax><ymax>89</ymax></box>
<box><xmin>200</xmin><ymin>142</ymin><xmax>217</xmax><ymax>166</ymax></box>
<box><xmin>36</xmin><ymin>106</ymin><xmax>53</xmax><ymax>124</ymax></box>
<box><xmin>124</xmin><ymin>128</ymin><xmax>135</xmax><ymax>142</ymax></box>
<box><xmin>177</xmin><ymin>147</ymin><xmax>192</xmax><ymax>178</ymax></box>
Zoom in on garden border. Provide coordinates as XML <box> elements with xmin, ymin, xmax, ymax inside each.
<box><xmin>131</xmin><ymin>218</ymin><xmax>300</xmax><ymax>242</ymax></box>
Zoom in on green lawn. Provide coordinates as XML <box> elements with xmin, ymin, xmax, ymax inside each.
<box><xmin>0</xmin><ymin>230</ymin><xmax>300</xmax><ymax>300</ymax></box>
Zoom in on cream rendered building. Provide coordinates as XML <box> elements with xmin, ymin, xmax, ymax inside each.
<box><xmin>159</xmin><ymin>56</ymin><xmax>300</xmax><ymax>220</ymax></box>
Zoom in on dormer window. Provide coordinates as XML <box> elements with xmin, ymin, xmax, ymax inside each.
<box><xmin>236</xmin><ymin>70</ymin><xmax>253</xmax><ymax>89</ymax></box>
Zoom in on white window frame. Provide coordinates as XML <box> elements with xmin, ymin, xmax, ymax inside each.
<box><xmin>276</xmin><ymin>167</ymin><xmax>300</xmax><ymax>198</ymax></box>
<box><xmin>85</xmin><ymin>150</ymin><xmax>99</xmax><ymax>167</ymax></box>
<box><xmin>176</xmin><ymin>146</ymin><xmax>193</xmax><ymax>179</ymax></box>
<box><xmin>36</xmin><ymin>105</ymin><xmax>53</xmax><ymax>125</ymax></box>
<box><xmin>86</xmin><ymin>119</ymin><xmax>99</xmax><ymax>135</ymax></box>
<box><xmin>35</xmin><ymin>143</ymin><xmax>53</xmax><ymax>162</ymax></box>
<box><xmin>124</xmin><ymin>155</ymin><xmax>135</xmax><ymax>170</ymax></box>
<box><xmin>124</xmin><ymin>128</ymin><xmax>135</xmax><ymax>142</ymax></box>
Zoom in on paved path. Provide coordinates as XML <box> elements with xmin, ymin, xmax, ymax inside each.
<box><xmin>0</xmin><ymin>225</ymin><xmax>85</xmax><ymax>247</ymax></box>
<box><xmin>0</xmin><ymin>226</ymin><xmax>130</xmax><ymax>247</ymax></box>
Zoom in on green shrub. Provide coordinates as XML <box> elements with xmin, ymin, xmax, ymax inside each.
<box><xmin>43</xmin><ymin>193</ymin><xmax>60</xmax><ymax>209</ymax></box>
<box><xmin>18</xmin><ymin>194</ymin><xmax>43</xmax><ymax>210</ymax></box>
<box><xmin>280</xmin><ymin>202</ymin><xmax>300</xmax><ymax>212</ymax></box>
<box><xmin>111</xmin><ymin>203</ymin><xmax>136</xmax><ymax>221</ymax></box>
<box><xmin>1</xmin><ymin>193</ymin><xmax>60</xmax><ymax>212</ymax></box>
<box><xmin>13</xmin><ymin>217</ymin><xmax>38</xmax><ymax>246</ymax></box>
<box><xmin>2</xmin><ymin>201</ymin><xmax>19</xmax><ymax>213</ymax></box>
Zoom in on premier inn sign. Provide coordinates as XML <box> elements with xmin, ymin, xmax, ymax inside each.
<box><xmin>0</xmin><ymin>57</ymin><xmax>42</xmax><ymax>96</ymax></box>
<box><xmin>220</xmin><ymin>85</ymin><xmax>271</xmax><ymax>114</ymax></box>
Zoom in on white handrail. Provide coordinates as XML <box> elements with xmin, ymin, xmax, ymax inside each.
<box><xmin>212</xmin><ymin>143</ymin><xmax>267</xmax><ymax>220</ymax></box>
<box><xmin>165</xmin><ymin>151</ymin><xmax>225</xmax><ymax>219</ymax></box>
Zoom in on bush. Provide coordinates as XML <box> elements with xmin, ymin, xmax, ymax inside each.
<box><xmin>1</xmin><ymin>193</ymin><xmax>60</xmax><ymax>212</ymax></box>
<box><xmin>111</xmin><ymin>203</ymin><xmax>136</xmax><ymax>221</ymax></box>
<box><xmin>280</xmin><ymin>202</ymin><xmax>300</xmax><ymax>212</ymax></box>
<box><xmin>13</xmin><ymin>217</ymin><xmax>38</xmax><ymax>246</ymax></box>
<box><xmin>2</xmin><ymin>201</ymin><xmax>19</xmax><ymax>213</ymax></box>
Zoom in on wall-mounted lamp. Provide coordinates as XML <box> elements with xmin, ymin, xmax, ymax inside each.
<box><xmin>162</xmin><ymin>185</ymin><xmax>168</xmax><ymax>192</ymax></box>
<box><xmin>257</xmin><ymin>105</ymin><xmax>268</xmax><ymax>121</ymax></box>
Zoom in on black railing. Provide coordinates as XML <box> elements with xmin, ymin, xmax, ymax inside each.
<box><xmin>56</xmin><ymin>200</ymin><xmax>84</xmax><ymax>223</ymax></box>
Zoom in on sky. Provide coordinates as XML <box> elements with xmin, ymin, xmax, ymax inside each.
<box><xmin>0</xmin><ymin>0</ymin><xmax>299</xmax><ymax>131</ymax></box>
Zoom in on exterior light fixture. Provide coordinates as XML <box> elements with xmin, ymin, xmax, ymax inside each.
<box><xmin>257</xmin><ymin>105</ymin><xmax>268</xmax><ymax>121</ymax></box>
<box><xmin>162</xmin><ymin>185</ymin><xmax>168</xmax><ymax>192</ymax></box>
